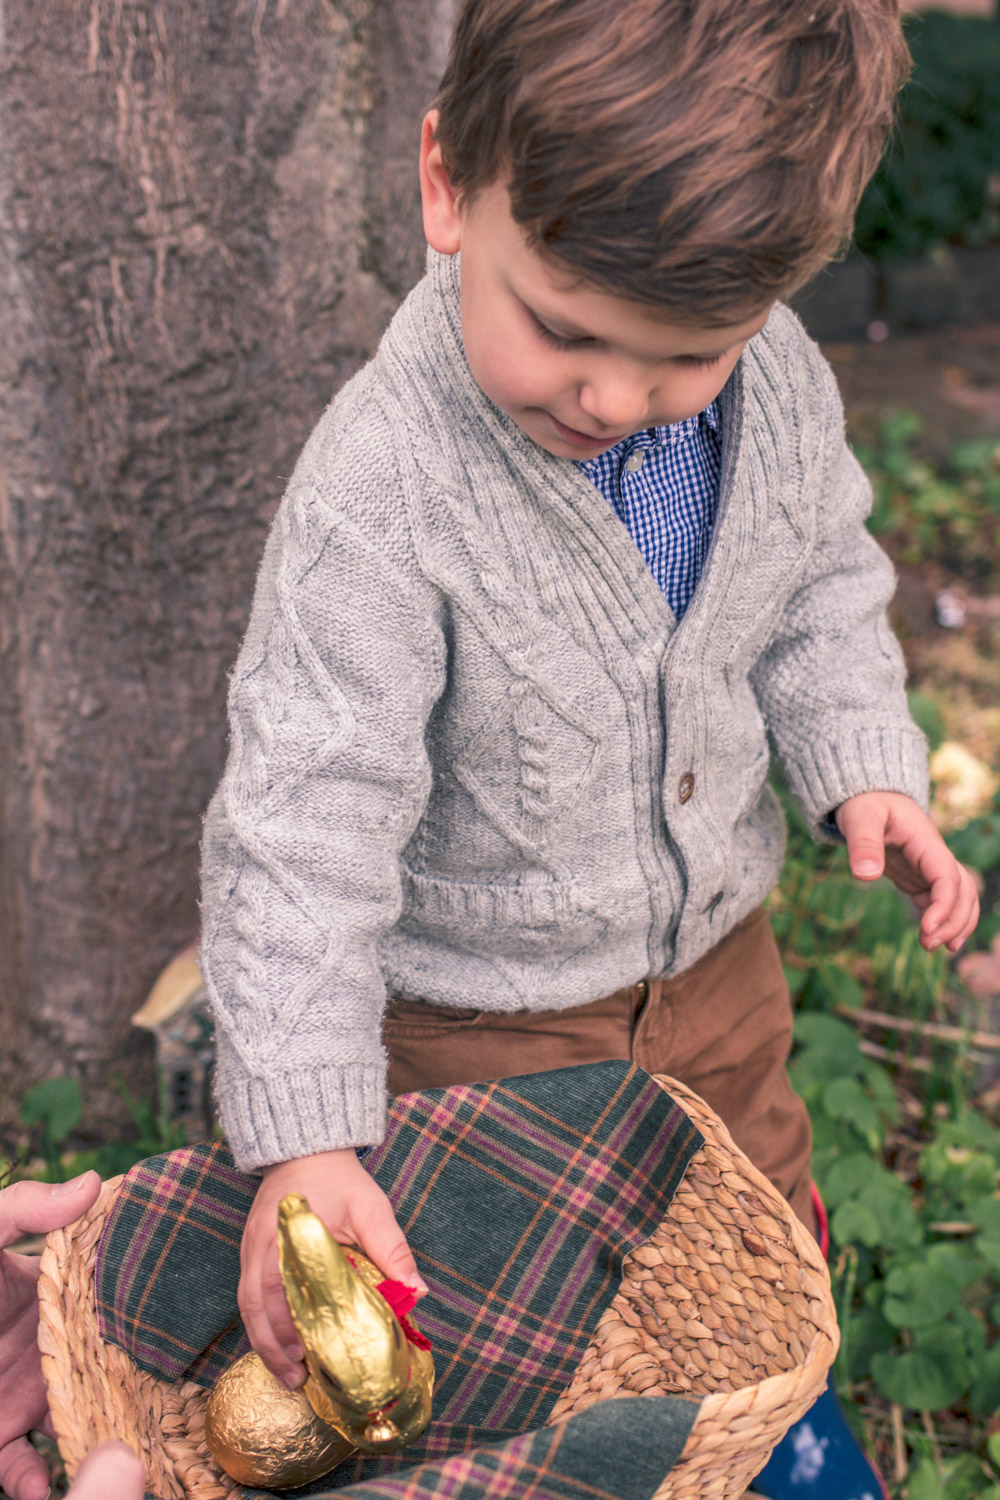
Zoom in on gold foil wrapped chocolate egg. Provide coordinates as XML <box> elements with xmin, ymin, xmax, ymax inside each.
<box><xmin>205</xmin><ymin>1351</ymin><xmax>355</xmax><ymax>1488</ymax></box>
<box><xmin>206</xmin><ymin>1193</ymin><xmax>434</xmax><ymax>1487</ymax></box>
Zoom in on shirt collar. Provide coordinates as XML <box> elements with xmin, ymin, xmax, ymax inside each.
<box><xmin>650</xmin><ymin>400</ymin><xmax>720</xmax><ymax>447</ymax></box>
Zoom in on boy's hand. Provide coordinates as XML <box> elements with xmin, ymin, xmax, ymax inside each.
<box><xmin>835</xmin><ymin>790</ymin><xmax>979</xmax><ymax>953</ymax></box>
<box><xmin>239</xmin><ymin>1148</ymin><xmax>427</xmax><ymax>1389</ymax></box>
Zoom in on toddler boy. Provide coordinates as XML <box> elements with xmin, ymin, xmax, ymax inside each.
<box><xmin>201</xmin><ymin>2</ymin><xmax>978</xmax><ymax>1493</ymax></box>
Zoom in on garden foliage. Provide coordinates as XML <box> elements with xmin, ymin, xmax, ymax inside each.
<box><xmin>855</xmin><ymin>12</ymin><xmax>1000</xmax><ymax>261</ymax></box>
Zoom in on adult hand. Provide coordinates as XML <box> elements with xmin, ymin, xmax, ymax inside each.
<box><xmin>67</xmin><ymin>1441</ymin><xmax>145</xmax><ymax>1500</ymax></box>
<box><xmin>239</xmin><ymin>1148</ymin><xmax>426</xmax><ymax>1389</ymax></box>
<box><xmin>836</xmin><ymin>790</ymin><xmax>980</xmax><ymax>952</ymax></box>
<box><xmin>0</xmin><ymin>1171</ymin><xmax>101</xmax><ymax>1500</ymax></box>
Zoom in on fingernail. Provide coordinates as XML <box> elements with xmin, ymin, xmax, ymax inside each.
<box><xmin>52</xmin><ymin>1171</ymin><xmax>90</xmax><ymax>1195</ymax></box>
<box><xmin>283</xmin><ymin>1368</ymin><xmax>302</xmax><ymax>1388</ymax></box>
<box><xmin>286</xmin><ymin>1343</ymin><xmax>304</xmax><ymax>1363</ymax></box>
<box><xmin>854</xmin><ymin>860</ymin><xmax>880</xmax><ymax>878</ymax></box>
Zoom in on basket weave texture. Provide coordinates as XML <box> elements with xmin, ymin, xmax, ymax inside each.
<box><xmin>37</xmin><ymin>1074</ymin><xmax>837</xmax><ymax>1500</ymax></box>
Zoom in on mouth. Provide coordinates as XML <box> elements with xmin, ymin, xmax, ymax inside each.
<box><xmin>547</xmin><ymin>414</ymin><xmax>626</xmax><ymax>451</ymax></box>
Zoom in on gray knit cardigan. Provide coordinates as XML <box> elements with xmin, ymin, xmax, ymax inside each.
<box><xmin>201</xmin><ymin>250</ymin><xmax>928</xmax><ymax>1171</ymax></box>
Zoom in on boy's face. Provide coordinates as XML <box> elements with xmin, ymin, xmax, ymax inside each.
<box><xmin>420</xmin><ymin>117</ymin><xmax>771</xmax><ymax>461</ymax></box>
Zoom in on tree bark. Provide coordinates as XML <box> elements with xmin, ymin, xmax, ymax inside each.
<box><xmin>0</xmin><ymin>0</ymin><xmax>454</xmax><ymax>1135</ymax></box>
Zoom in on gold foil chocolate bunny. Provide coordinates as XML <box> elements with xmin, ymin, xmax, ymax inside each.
<box><xmin>206</xmin><ymin>1193</ymin><xmax>434</xmax><ymax>1489</ymax></box>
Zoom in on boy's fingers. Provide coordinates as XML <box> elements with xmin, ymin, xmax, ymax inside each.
<box><xmin>238</xmin><ymin>1259</ymin><xmax>306</xmax><ymax>1388</ymax></box>
<box><xmin>261</xmin><ymin>1262</ymin><xmax>306</xmax><ymax>1368</ymax></box>
<box><xmin>357</xmin><ymin>1200</ymin><xmax>428</xmax><ymax>1297</ymax></box>
<box><xmin>835</xmin><ymin>801</ymin><xmax>887</xmax><ymax>881</ymax></box>
<box><xmin>924</xmin><ymin>871</ymin><xmax>980</xmax><ymax>952</ymax></box>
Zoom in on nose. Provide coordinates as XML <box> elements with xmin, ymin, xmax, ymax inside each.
<box><xmin>578</xmin><ymin>362</ymin><xmax>653</xmax><ymax>432</ymax></box>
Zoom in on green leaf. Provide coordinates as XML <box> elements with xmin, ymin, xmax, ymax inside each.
<box><xmin>906</xmin><ymin>1456</ymin><xmax>946</xmax><ymax>1500</ymax></box>
<box><xmin>821</xmin><ymin>1151</ymin><xmax>882</xmax><ymax>1207</ymax></box>
<box><xmin>19</xmin><ymin>1078</ymin><xmax>83</xmax><ymax>1142</ymax></box>
<box><xmin>970</xmin><ymin>1346</ymin><xmax>1000</xmax><ymax>1417</ymax></box>
<box><xmin>831</xmin><ymin>1199</ymin><xmax>882</xmax><ymax>1248</ymax></box>
<box><xmin>803</xmin><ymin>962</ymin><xmax>865</xmax><ymax>1012</ymax></box>
<box><xmin>858</xmin><ymin>1176</ymin><xmax>922</xmax><ymax>1251</ymax></box>
<box><xmin>871</xmin><ymin>1338</ymin><xmax>966</xmax><ymax>1411</ymax></box>
<box><xmin>841</xmin><ymin>1304</ymin><xmax>894</xmax><ymax>1383</ymax></box>
<box><xmin>988</xmin><ymin>1431</ymin><xmax>1000</xmax><ymax>1470</ymax></box>
<box><xmin>882</xmin><ymin>1261</ymin><xmax>965</xmax><ymax>1328</ymax></box>
<box><xmin>793</xmin><ymin>1013</ymin><xmax>864</xmax><ymax>1079</ymax></box>
<box><xmin>821</xmin><ymin>1078</ymin><xmax>880</xmax><ymax>1140</ymax></box>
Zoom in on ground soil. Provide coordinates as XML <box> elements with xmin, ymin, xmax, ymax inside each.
<box><xmin>826</xmin><ymin>324</ymin><xmax>1000</xmax><ymax>454</ymax></box>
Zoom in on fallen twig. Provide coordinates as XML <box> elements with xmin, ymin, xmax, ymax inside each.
<box><xmin>892</xmin><ymin>1402</ymin><xmax>907</xmax><ymax>1484</ymax></box>
<box><xmin>858</xmin><ymin>1037</ymin><xmax>933</xmax><ymax>1073</ymax></box>
<box><xmin>838</xmin><ymin>1004</ymin><xmax>1000</xmax><ymax>1052</ymax></box>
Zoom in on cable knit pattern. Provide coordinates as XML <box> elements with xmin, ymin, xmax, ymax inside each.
<box><xmin>201</xmin><ymin>250</ymin><xmax>928</xmax><ymax>1171</ymax></box>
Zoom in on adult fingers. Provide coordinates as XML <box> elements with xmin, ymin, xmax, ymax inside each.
<box><xmin>0</xmin><ymin>1434</ymin><xmax>51</xmax><ymax>1500</ymax></box>
<box><xmin>0</xmin><ymin>1173</ymin><xmax>101</xmax><ymax>1252</ymax></box>
<box><xmin>69</xmin><ymin>1442</ymin><xmax>145</xmax><ymax>1500</ymax></box>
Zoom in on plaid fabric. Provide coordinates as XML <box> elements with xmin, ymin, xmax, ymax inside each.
<box><xmin>237</xmin><ymin>1398</ymin><xmax>700</xmax><ymax>1500</ymax></box>
<box><xmin>578</xmin><ymin>403</ymin><xmax>721</xmax><ymax>619</ymax></box>
<box><xmin>141</xmin><ymin>1397</ymin><xmax>699</xmax><ymax>1500</ymax></box>
<box><xmin>97</xmin><ymin>1062</ymin><xmax>702</xmax><ymax>1488</ymax></box>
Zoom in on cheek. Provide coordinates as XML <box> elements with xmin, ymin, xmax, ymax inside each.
<box><xmin>464</xmin><ymin>326</ymin><xmax>556</xmax><ymax>414</ymax></box>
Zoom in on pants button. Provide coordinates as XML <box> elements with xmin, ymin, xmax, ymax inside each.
<box><xmin>678</xmin><ymin>772</ymin><xmax>695</xmax><ymax>803</ymax></box>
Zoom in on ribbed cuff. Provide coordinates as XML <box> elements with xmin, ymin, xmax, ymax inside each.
<box><xmin>783</xmin><ymin>725</ymin><xmax>930</xmax><ymax>841</ymax></box>
<box><xmin>218</xmin><ymin>1062</ymin><xmax>387</xmax><ymax>1173</ymax></box>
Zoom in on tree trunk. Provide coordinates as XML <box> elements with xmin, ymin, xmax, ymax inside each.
<box><xmin>0</xmin><ymin>0</ymin><xmax>455</xmax><ymax>1136</ymax></box>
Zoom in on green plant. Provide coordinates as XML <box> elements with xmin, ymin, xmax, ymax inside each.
<box><xmin>15</xmin><ymin>1074</ymin><xmax>186</xmax><ymax>1183</ymax></box>
<box><xmin>855</xmin><ymin>12</ymin><xmax>1000</xmax><ymax>261</ymax></box>
<box><xmin>852</xmin><ymin>413</ymin><xmax>1000</xmax><ymax>585</ymax></box>
<box><xmin>771</xmin><ymin>762</ymin><xmax>1000</xmax><ymax>1494</ymax></box>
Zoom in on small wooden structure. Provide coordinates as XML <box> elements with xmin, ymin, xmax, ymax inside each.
<box><xmin>131</xmin><ymin>947</ymin><xmax>215</xmax><ymax>1139</ymax></box>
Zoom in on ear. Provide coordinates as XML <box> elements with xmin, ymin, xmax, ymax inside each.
<box><xmin>419</xmin><ymin>111</ymin><xmax>463</xmax><ymax>255</ymax></box>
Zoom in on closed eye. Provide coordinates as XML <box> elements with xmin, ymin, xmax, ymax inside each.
<box><xmin>677</xmin><ymin>350</ymin><xmax>727</xmax><ymax>369</ymax></box>
<box><xmin>530</xmin><ymin>311</ymin><xmax>589</xmax><ymax>351</ymax></box>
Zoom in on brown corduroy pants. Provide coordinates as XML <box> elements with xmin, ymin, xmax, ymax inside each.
<box><xmin>383</xmin><ymin>907</ymin><xmax>814</xmax><ymax>1233</ymax></box>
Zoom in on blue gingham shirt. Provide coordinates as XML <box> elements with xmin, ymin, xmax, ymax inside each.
<box><xmin>577</xmin><ymin>402</ymin><xmax>721</xmax><ymax>618</ymax></box>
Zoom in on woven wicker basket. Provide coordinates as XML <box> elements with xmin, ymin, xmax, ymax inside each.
<box><xmin>37</xmin><ymin>1075</ymin><xmax>838</xmax><ymax>1500</ymax></box>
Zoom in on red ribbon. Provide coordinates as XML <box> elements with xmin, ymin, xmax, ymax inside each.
<box><xmin>377</xmin><ymin>1279</ymin><xmax>432</xmax><ymax>1350</ymax></box>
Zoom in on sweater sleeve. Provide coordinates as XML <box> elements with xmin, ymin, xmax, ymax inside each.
<box><xmin>749</xmin><ymin>337</ymin><xmax>929</xmax><ymax>838</ymax></box>
<box><xmin>200</xmin><ymin>431</ymin><xmax>446</xmax><ymax>1172</ymax></box>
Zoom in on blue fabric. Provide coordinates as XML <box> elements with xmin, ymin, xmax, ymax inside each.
<box><xmin>577</xmin><ymin>402</ymin><xmax>721</xmax><ymax>619</ymax></box>
<box><xmin>753</xmin><ymin>1376</ymin><xmax>887</xmax><ymax>1500</ymax></box>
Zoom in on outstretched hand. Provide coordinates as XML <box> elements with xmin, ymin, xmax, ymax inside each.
<box><xmin>239</xmin><ymin>1147</ymin><xmax>427</xmax><ymax>1389</ymax></box>
<box><xmin>0</xmin><ymin>1170</ymin><xmax>102</xmax><ymax>1500</ymax></box>
<box><xmin>836</xmin><ymin>790</ymin><xmax>979</xmax><ymax>953</ymax></box>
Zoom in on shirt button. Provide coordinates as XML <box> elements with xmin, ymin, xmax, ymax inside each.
<box><xmin>678</xmin><ymin>772</ymin><xmax>695</xmax><ymax>803</ymax></box>
<box><xmin>624</xmin><ymin>449</ymin><xmax>645</xmax><ymax>473</ymax></box>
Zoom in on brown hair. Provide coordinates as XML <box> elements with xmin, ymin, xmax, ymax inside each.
<box><xmin>432</xmin><ymin>0</ymin><xmax>910</xmax><ymax>323</ymax></box>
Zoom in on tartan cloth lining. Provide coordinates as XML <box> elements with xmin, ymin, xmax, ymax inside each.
<box><xmin>140</xmin><ymin>1398</ymin><xmax>701</xmax><ymax>1500</ymax></box>
<box><xmin>96</xmin><ymin>1062</ymin><xmax>703</xmax><ymax>1489</ymax></box>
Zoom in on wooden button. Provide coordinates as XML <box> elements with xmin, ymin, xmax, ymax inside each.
<box><xmin>678</xmin><ymin>772</ymin><xmax>695</xmax><ymax>803</ymax></box>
